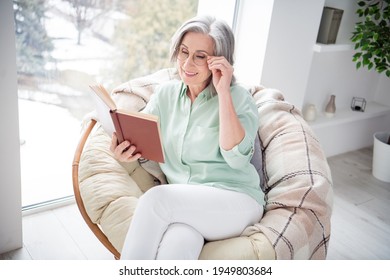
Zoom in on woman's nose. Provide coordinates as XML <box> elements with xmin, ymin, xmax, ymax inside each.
<box><xmin>183</xmin><ymin>55</ymin><xmax>195</xmax><ymax>66</ymax></box>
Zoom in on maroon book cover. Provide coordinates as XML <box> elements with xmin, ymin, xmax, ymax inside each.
<box><xmin>110</xmin><ymin>109</ymin><xmax>165</xmax><ymax>163</ymax></box>
<box><xmin>89</xmin><ymin>84</ymin><xmax>164</xmax><ymax>163</ymax></box>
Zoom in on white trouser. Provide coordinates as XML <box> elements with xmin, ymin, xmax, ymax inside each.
<box><xmin>120</xmin><ymin>184</ymin><xmax>263</xmax><ymax>260</ymax></box>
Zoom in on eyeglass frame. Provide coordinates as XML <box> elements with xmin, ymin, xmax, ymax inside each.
<box><xmin>176</xmin><ymin>45</ymin><xmax>211</xmax><ymax>66</ymax></box>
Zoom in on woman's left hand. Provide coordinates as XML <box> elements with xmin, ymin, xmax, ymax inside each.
<box><xmin>207</xmin><ymin>56</ymin><xmax>234</xmax><ymax>94</ymax></box>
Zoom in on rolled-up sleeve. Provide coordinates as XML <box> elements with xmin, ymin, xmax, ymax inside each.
<box><xmin>221</xmin><ymin>132</ymin><xmax>255</xmax><ymax>169</ymax></box>
<box><xmin>220</xmin><ymin>86</ymin><xmax>259</xmax><ymax>169</ymax></box>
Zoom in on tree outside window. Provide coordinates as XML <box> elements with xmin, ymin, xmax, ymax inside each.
<box><xmin>13</xmin><ymin>0</ymin><xmax>198</xmax><ymax>207</ymax></box>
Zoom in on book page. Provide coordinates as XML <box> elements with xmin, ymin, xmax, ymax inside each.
<box><xmin>90</xmin><ymin>86</ymin><xmax>115</xmax><ymax>136</ymax></box>
<box><xmin>89</xmin><ymin>84</ymin><xmax>117</xmax><ymax>110</ymax></box>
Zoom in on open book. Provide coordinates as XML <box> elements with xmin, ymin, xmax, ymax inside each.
<box><xmin>89</xmin><ymin>84</ymin><xmax>164</xmax><ymax>163</ymax></box>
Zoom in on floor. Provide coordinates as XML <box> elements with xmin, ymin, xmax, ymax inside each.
<box><xmin>0</xmin><ymin>200</ymin><xmax>113</xmax><ymax>260</ymax></box>
<box><xmin>1</xmin><ymin>147</ymin><xmax>390</xmax><ymax>260</ymax></box>
<box><xmin>326</xmin><ymin>147</ymin><xmax>390</xmax><ymax>259</ymax></box>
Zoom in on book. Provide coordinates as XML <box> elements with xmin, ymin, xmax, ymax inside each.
<box><xmin>316</xmin><ymin>7</ymin><xmax>343</xmax><ymax>44</ymax></box>
<box><xmin>89</xmin><ymin>84</ymin><xmax>165</xmax><ymax>163</ymax></box>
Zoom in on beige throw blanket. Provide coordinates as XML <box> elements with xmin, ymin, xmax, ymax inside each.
<box><xmin>247</xmin><ymin>86</ymin><xmax>333</xmax><ymax>259</ymax></box>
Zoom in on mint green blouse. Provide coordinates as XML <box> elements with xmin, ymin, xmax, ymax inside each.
<box><xmin>142</xmin><ymin>80</ymin><xmax>264</xmax><ymax>206</ymax></box>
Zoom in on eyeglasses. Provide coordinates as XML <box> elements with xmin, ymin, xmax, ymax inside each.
<box><xmin>177</xmin><ymin>46</ymin><xmax>209</xmax><ymax>66</ymax></box>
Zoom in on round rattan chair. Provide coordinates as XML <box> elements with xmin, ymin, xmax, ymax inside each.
<box><xmin>71</xmin><ymin>74</ymin><xmax>333</xmax><ymax>260</ymax></box>
<box><xmin>72</xmin><ymin>119</ymin><xmax>121</xmax><ymax>259</ymax></box>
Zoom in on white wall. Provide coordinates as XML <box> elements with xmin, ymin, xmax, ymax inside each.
<box><xmin>198</xmin><ymin>0</ymin><xmax>324</xmax><ymax>111</ymax></box>
<box><xmin>233</xmin><ymin>0</ymin><xmax>390</xmax><ymax>157</ymax></box>
<box><xmin>0</xmin><ymin>0</ymin><xmax>23</xmax><ymax>254</ymax></box>
<box><xmin>233</xmin><ymin>0</ymin><xmax>327</xmax><ymax>109</ymax></box>
<box><xmin>260</xmin><ymin>0</ymin><xmax>325</xmax><ymax>109</ymax></box>
<box><xmin>304</xmin><ymin>50</ymin><xmax>380</xmax><ymax>113</ymax></box>
<box><xmin>375</xmin><ymin>75</ymin><xmax>390</xmax><ymax>107</ymax></box>
<box><xmin>303</xmin><ymin>0</ymin><xmax>390</xmax><ymax>156</ymax></box>
<box><xmin>303</xmin><ymin>0</ymin><xmax>383</xmax><ymax>115</ymax></box>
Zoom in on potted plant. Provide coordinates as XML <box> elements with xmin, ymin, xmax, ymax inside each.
<box><xmin>351</xmin><ymin>0</ymin><xmax>390</xmax><ymax>182</ymax></box>
<box><xmin>351</xmin><ymin>0</ymin><xmax>390</xmax><ymax>77</ymax></box>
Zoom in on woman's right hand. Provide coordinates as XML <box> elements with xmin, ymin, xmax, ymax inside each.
<box><xmin>110</xmin><ymin>132</ymin><xmax>141</xmax><ymax>162</ymax></box>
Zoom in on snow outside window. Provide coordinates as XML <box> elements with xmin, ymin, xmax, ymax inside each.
<box><xmin>14</xmin><ymin>0</ymin><xmax>198</xmax><ymax>208</ymax></box>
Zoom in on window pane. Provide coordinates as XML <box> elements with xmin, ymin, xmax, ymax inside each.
<box><xmin>14</xmin><ymin>0</ymin><xmax>198</xmax><ymax>207</ymax></box>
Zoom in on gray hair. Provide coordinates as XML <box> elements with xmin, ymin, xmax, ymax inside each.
<box><xmin>170</xmin><ymin>15</ymin><xmax>236</xmax><ymax>91</ymax></box>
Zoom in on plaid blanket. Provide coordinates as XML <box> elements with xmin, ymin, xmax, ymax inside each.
<box><xmin>245</xmin><ymin>85</ymin><xmax>333</xmax><ymax>259</ymax></box>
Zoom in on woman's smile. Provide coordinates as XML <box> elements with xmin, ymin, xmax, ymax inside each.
<box><xmin>182</xmin><ymin>69</ymin><xmax>198</xmax><ymax>77</ymax></box>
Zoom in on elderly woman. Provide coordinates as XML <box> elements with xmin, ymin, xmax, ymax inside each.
<box><xmin>111</xmin><ymin>15</ymin><xmax>264</xmax><ymax>260</ymax></box>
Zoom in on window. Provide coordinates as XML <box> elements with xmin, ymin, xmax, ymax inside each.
<box><xmin>14</xmin><ymin>0</ymin><xmax>198</xmax><ymax>208</ymax></box>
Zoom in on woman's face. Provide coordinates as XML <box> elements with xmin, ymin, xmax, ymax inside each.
<box><xmin>176</xmin><ymin>32</ymin><xmax>214</xmax><ymax>92</ymax></box>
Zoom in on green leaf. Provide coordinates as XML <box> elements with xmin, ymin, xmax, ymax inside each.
<box><xmin>353</xmin><ymin>52</ymin><xmax>362</xmax><ymax>60</ymax></box>
<box><xmin>374</xmin><ymin>48</ymin><xmax>382</xmax><ymax>56</ymax></box>
<box><xmin>358</xmin><ymin>1</ymin><xmax>366</xmax><ymax>7</ymax></box>
<box><xmin>351</xmin><ymin>0</ymin><xmax>390</xmax><ymax>77</ymax></box>
<box><xmin>364</xmin><ymin>52</ymin><xmax>373</xmax><ymax>59</ymax></box>
<box><xmin>377</xmin><ymin>66</ymin><xmax>385</xmax><ymax>73</ymax></box>
<box><xmin>355</xmin><ymin>42</ymin><xmax>361</xmax><ymax>49</ymax></box>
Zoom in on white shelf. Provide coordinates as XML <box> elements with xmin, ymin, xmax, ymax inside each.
<box><xmin>313</xmin><ymin>43</ymin><xmax>354</xmax><ymax>53</ymax></box>
<box><xmin>309</xmin><ymin>102</ymin><xmax>390</xmax><ymax>129</ymax></box>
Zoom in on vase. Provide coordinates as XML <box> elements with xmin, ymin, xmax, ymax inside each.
<box><xmin>325</xmin><ymin>94</ymin><xmax>336</xmax><ymax>118</ymax></box>
<box><xmin>372</xmin><ymin>131</ymin><xmax>390</xmax><ymax>183</ymax></box>
<box><xmin>303</xmin><ymin>104</ymin><xmax>317</xmax><ymax>122</ymax></box>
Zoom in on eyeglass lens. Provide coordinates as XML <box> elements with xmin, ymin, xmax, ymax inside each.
<box><xmin>177</xmin><ymin>47</ymin><xmax>208</xmax><ymax>66</ymax></box>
